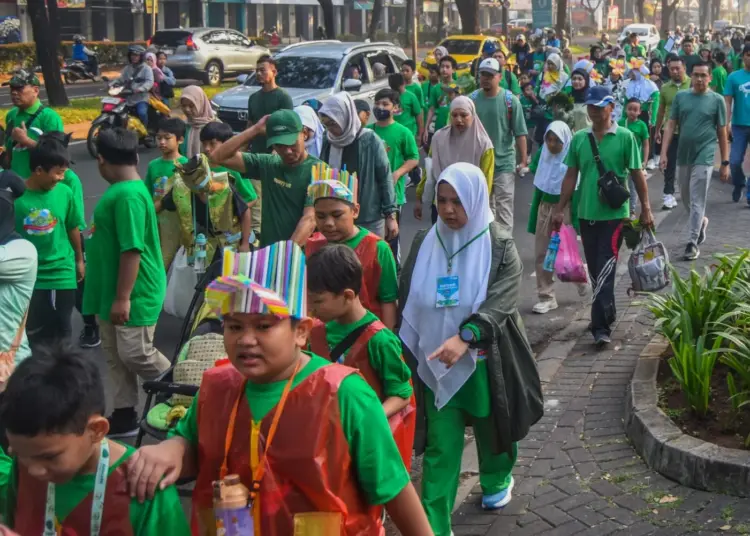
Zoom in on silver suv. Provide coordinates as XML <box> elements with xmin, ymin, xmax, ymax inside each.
<box><xmin>150</xmin><ymin>28</ymin><xmax>271</xmax><ymax>86</ymax></box>
<box><xmin>210</xmin><ymin>41</ymin><xmax>408</xmax><ymax>132</ymax></box>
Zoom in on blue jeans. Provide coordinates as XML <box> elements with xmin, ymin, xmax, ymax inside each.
<box><xmin>730</xmin><ymin>125</ymin><xmax>750</xmax><ymax>188</ymax></box>
<box><xmin>134</xmin><ymin>101</ymin><xmax>149</xmax><ymax>129</ymax></box>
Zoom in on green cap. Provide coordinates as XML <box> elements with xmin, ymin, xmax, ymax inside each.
<box><xmin>9</xmin><ymin>69</ymin><xmax>40</xmax><ymax>89</ymax></box>
<box><xmin>266</xmin><ymin>109</ymin><xmax>302</xmax><ymax>148</ymax></box>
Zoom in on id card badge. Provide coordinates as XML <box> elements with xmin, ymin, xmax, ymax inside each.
<box><xmin>436</xmin><ymin>276</ymin><xmax>460</xmax><ymax>308</ymax></box>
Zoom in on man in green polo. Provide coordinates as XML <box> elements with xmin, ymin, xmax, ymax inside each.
<box><xmin>3</xmin><ymin>70</ymin><xmax>64</xmax><ymax>178</ymax></box>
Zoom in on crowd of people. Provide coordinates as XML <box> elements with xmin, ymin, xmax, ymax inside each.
<box><xmin>0</xmin><ymin>22</ymin><xmax>746</xmax><ymax>535</ymax></box>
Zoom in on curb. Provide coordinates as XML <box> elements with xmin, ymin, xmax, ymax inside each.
<box><xmin>624</xmin><ymin>334</ymin><xmax>750</xmax><ymax>497</ymax></box>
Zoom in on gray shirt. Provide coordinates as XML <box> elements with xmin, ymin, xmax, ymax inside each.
<box><xmin>115</xmin><ymin>63</ymin><xmax>154</xmax><ymax>105</ymax></box>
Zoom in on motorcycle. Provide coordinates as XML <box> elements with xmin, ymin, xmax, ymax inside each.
<box><xmin>86</xmin><ymin>85</ymin><xmax>170</xmax><ymax>158</ymax></box>
<box><xmin>60</xmin><ymin>55</ymin><xmax>101</xmax><ymax>84</ymax></box>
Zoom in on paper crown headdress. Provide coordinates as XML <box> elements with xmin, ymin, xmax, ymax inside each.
<box><xmin>310</xmin><ymin>162</ymin><xmax>358</xmax><ymax>203</ymax></box>
<box><xmin>204</xmin><ymin>240</ymin><xmax>306</xmax><ymax>319</ymax></box>
<box><xmin>609</xmin><ymin>58</ymin><xmax>626</xmax><ymax>76</ymax></box>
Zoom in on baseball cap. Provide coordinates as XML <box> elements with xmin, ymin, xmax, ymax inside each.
<box><xmin>265</xmin><ymin>109</ymin><xmax>302</xmax><ymax>148</ymax></box>
<box><xmin>516</xmin><ymin>34</ymin><xmax>526</xmax><ymax>41</ymax></box>
<box><xmin>479</xmin><ymin>58</ymin><xmax>501</xmax><ymax>75</ymax></box>
<box><xmin>8</xmin><ymin>69</ymin><xmax>40</xmax><ymax>89</ymax></box>
<box><xmin>584</xmin><ymin>86</ymin><xmax>615</xmax><ymax>107</ymax></box>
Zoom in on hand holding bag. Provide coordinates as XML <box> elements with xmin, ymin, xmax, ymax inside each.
<box><xmin>554</xmin><ymin>224</ymin><xmax>588</xmax><ymax>283</ymax></box>
<box><xmin>588</xmin><ymin>132</ymin><xmax>630</xmax><ymax>209</ymax></box>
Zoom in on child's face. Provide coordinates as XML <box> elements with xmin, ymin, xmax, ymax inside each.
<box><xmin>223</xmin><ymin>314</ymin><xmax>312</xmax><ymax>383</ymax></box>
<box><xmin>652</xmin><ymin>62</ymin><xmax>663</xmax><ymax>76</ymax></box>
<box><xmin>314</xmin><ymin>198</ymin><xmax>359</xmax><ymax>242</ymax></box>
<box><xmin>201</xmin><ymin>139</ymin><xmax>222</xmax><ymax>159</ymax></box>
<box><xmin>308</xmin><ymin>289</ymin><xmax>356</xmax><ymax>323</ymax></box>
<box><xmin>31</xmin><ymin>165</ymin><xmax>66</xmax><ymax>191</ymax></box>
<box><xmin>157</xmin><ymin>54</ymin><xmax>167</xmax><ymax>68</ymax></box>
<box><xmin>439</xmin><ymin>61</ymin><xmax>453</xmax><ymax>79</ymax></box>
<box><xmin>545</xmin><ymin>132</ymin><xmax>563</xmax><ymax>154</ymax></box>
<box><xmin>626</xmin><ymin>102</ymin><xmax>641</xmax><ymax>121</ymax></box>
<box><xmin>374</xmin><ymin>97</ymin><xmax>395</xmax><ymax>119</ymax></box>
<box><xmin>523</xmin><ymin>85</ymin><xmax>535</xmax><ymax>98</ymax></box>
<box><xmin>401</xmin><ymin>64</ymin><xmax>414</xmax><ymax>82</ymax></box>
<box><xmin>7</xmin><ymin>418</ymin><xmax>107</xmax><ymax>485</ymax></box>
<box><xmin>156</xmin><ymin>130</ymin><xmax>180</xmax><ymax>155</ymax></box>
<box><xmin>357</xmin><ymin>111</ymin><xmax>370</xmax><ymax>127</ymax></box>
<box><xmin>519</xmin><ymin>74</ymin><xmax>530</xmax><ymax>85</ymax></box>
<box><xmin>429</xmin><ymin>69</ymin><xmax>439</xmax><ymax>83</ymax></box>
<box><xmin>447</xmin><ymin>90</ymin><xmax>459</xmax><ymax>102</ymax></box>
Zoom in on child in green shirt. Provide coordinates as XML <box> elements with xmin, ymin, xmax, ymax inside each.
<box><xmin>424</xmin><ymin>56</ymin><xmax>457</xmax><ymax>145</ymax></box>
<box><xmin>619</xmin><ymin>98</ymin><xmax>650</xmax><ymax>217</ymax></box>
<box><xmin>710</xmin><ymin>51</ymin><xmax>728</xmax><ymax>95</ymax></box>
<box><xmin>14</xmin><ymin>135</ymin><xmax>84</xmax><ymax>346</ymax></box>
<box><xmin>400</xmin><ymin>59</ymin><xmax>425</xmax><ymax>106</ymax></box>
<box><xmin>199</xmin><ymin>121</ymin><xmax>258</xmax><ymax>207</ymax></box>
<box><xmin>389</xmin><ymin>73</ymin><xmax>424</xmax><ymax>140</ymax></box>
<box><xmin>520</xmin><ymin>82</ymin><xmax>541</xmax><ymax>161</ymax></box>
<box><xmin>0</xmin><ymin>345</ymin><xmax>189</xmax><ymax>535</ymax></box>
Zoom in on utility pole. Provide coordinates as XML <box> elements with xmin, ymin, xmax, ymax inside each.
<box><xmin>502</xmin><ymin>0</ymin><xmax>509</xmax><ymax>36</ymax></box>
<box><xmin>412</xmin><ymin>0</ymin><xmax>417</xmax><ymax>62</ymax></box>
<box><xmin>151</xmin><ymin>0</ymin><xmax>157</xmax><ymax>36</ymax></box>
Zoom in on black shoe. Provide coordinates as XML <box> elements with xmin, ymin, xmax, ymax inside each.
<box><xmin>684</xmin><ymin>243</ymin><xmax>700</xmax><ymax>261</ymax></box>
<box><xmin>733</xmin><ymin>185</ymin><xmax>743</xmax><ymax>202</ymax></box>
<box><xmin>107</xmin><ymin>408</ymin><xmax>139</xmax><ymax>438</ymax></box>
<box><xmin>594</xmin><ymin>333</ymin><xmax>611</xmax><ymax>349</ymax></box>
<box><xmin>79</xmin><ymin>325</ymin><xmax>101</xmax><ymax>348</ymax></box>
<box><xmin>697</xmin><ymin>217</ymin><xmax>708</xmax><ymax>246</ymax></box>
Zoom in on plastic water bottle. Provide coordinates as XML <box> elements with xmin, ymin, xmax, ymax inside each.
<box><xmin>194</xmin><ymin>234</ymin><xmax>207</xmax><ymax>274</ymax></box>
<box><xmin>543</xmin><ymin>232</ymin><xmax>560</xmax><ymax>272</ymax></box>
<box><xmin>213</xmin><ymin>474</ymin><xmax>253</xmax><ymax>535</ymax></box>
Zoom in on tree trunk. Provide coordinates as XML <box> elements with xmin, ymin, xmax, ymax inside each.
<box><xmin>455</xmin><ymin>0</ymin><xmax>480</xmax><ymax>34</ymax></box>
<box><xmin>437</xmin><ymin>0</ymin><xmax>445</xmax><ymax>39</ymax></box>
<box><xmin>660</xmin><ymin>0</ymin><xmax>679</xmax><ymax>36</ymax></box>
<box><xmin>369</xmin><ymin>0</ymin><xmax>383</xmax><ymax>40</ymax></box>
<box><xmin>711</xmin><ymin>0</ymin><xmax>720</xmax><ymax>22</ymax></box>
<box><xmin>404</xmin><ymin>0</ymin><xmax>413</xmax><ymax>48</ymax></box>
<box><xmin>189</xmin><ymin>0</ymin><xmax>203</xmax><ymax>27</ymax></box>
<box><xmin>26</xmin><ymin>0</ymin><xmax>68</xmax><ymax>106</ymax></box>
<box><xmin>635</xmin><ymin>0</ymin><xmax>644</xmax><ymax>21</ymax></box>
<box><xmin>318</xmin><ymin>0</ymin><xmax>335</xmax><ymax>39</ymax></box>
<box><xmin>556</xmin><ymin>0</ymin><xmax>568</xmax><ymax>37</ymax></box>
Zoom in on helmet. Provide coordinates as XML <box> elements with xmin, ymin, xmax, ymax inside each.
<box><xmin>128</xmin><ymin>44</ymin><xmax>146</xmax><ymax>61</ymax></box>
<box><xmin>73</xmin><ymin>34</ymin><xmax>84</xmax><ymax>44</ymax></box>
<box><xmin>482</xmin><ymin>40</ymin><xmax>497</xmax><ymax>55</ymax></box>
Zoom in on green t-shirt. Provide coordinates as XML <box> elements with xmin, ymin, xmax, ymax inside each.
<box><xmin>3</xmin><ymin>101</ymin><xmax>64</xmax><ymax>179</ymax></box>
<box><xmin>565</xmin><ymin>126</ymin><xmax>642</xmax><ymax>221</ymax></box>
<box><xmin>0</xmin><ymin>443</ymin><xmax>190</xmax><ymax>534</ymax></box>
<box><xmin>247</xmin><ymin>87</ymin><xmax>294</xmax><ymax>154</ymax></box>
<box><xmin>212</xmin><ymin>165</ymin><xmax>257</xmax><ymax>203</ymax></box>
<box><xmin>368</xmin><ymin>122</ymin><xmax>419</xmax><ymax>206</ymax></box>
<box><xmin>339</xmin><ymin>226</ymin><xmax>398</xmax><ymax>303</ymax></box>
<box><xmin>659</xmin><ymin>77</ymin><xmax>691</xmax><ymax>133</ymax></box>
<box><xmin>14</xmin><ymin>184</ymin><xmax>83</xmax><ymax>290</ymax></box>
<box><xmin>499</xmin><ymin>69</ymin><xmax>522</xmax><ymax>95</ymax></box>
<box><xmin>473</xmin><ymin>90</ymin><xmax>528</xmax><ymax>173</ymax></box>
<box><xmin>394</xmin><ymin>90</ymin><xmax>422</xmax><ymax>135</ymax></box>
<box><xmin>618</xmin><ymin>117</ymin><xmax>650</xmax><ymax>146</ymax></box>
<box><xmin>172</xmin><ymin>353</ymin><xmax>410</xmax><ymax>505</ymax></box>
<box><xmin>624</xmin><ymin>43</ymin><xmax>647</xmax><ymax>61</ymax></box>
<box><xmin>429</xmin><ymin>81</ymin><xmax>452</xmax><ymax>131</ymax></box>
<box><xmin>711</xmin><ymin>65</ymin><xmax>728</xmax><ymax>96</ymax></box>
<box><xmin>144</xmin><ymin>156</ymin><xmax>188</xmax><ymax>199</ymax></box>
<box><xmin>83</xmin><ymin>179</ymin><xmax>166</xmax><ymax>326</ymax></box>
<box><xmin>62</xmin><ymin>168</ymin><xmax>86</xmax><ymax>231</ymax></box>
<box><xmin>323</xmin><ymin>310</ymin><xmax>412</xmax><ymax>398</ymax></box>
<box><xmin>241</xmin><ymin>153</ymin><xmax>319</xmax><ymax>246</ymax></box>
<box><xmin>519</xmin><ymin>95</ymin><xmax>538</xmax><ymax>128</ymax></box>
<box><xmin>406</xmin><ymin>81</ymin><xmax>424</xmax><ymax>105</ymax></box>
<box><xmin>670</xmin><ymin>90</ymin><xmax>727</xmax><ymax>166</ymax></box>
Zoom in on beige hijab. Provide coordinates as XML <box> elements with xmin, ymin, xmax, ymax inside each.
<box><xmin>181</xmin><ymin>85</ymin><xmax>216</xmax><ymax>158</ymax></box>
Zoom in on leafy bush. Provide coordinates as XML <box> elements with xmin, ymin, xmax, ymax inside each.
<box><xmin>0</xmin><ymin>40</ymin><xmax>147</xmax><ymax>73</ymax></box>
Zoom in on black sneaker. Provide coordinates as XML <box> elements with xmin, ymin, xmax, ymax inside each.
<box><xmin>697</xmin><ymin>217</ymin><xmax>708</xmax><ymax>246</ymax></box>
<box><xmin>79</xmin><ymin>325</ymin><xmax>101</xmax><ymax>349</ymax></box>
<box><xmin>107</xmin><ymin>408</ymin><xmax>140</xmax><ymax>438</ymax></box>
<box><xmin>594</xmin><ymin>333</ymin><xmax>611</xmax><ymax>349</ymax></box>
<box><xmin>684</xmin><ymin>243</ymin><xmax>700</xmax><ymax>261</ymax></box>
<box><xmin>733</xmin><ymin>185</ymin><xmax>743</xmax><ymax>202</ymax></box>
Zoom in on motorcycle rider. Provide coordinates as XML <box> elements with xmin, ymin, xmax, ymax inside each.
<box><xmin>71</xmin><ymin>34</ymin><xmax>99</xmax><ymax>79</ymax></box>
<box><xmin>113</xmin><ymin>44</ymin><xmax>154</xmax><ymax>130</ymax></box>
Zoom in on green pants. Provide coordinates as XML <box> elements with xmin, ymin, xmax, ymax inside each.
<box><xmin>421</xmin><ymin>387</ymin><xmax>517</xmax><ymax>536</ymax></box>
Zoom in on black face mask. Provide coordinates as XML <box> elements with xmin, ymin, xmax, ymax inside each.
<box><xmin>373</xmin><ymin>107</ymin><xmax>391</xmax><ymax>121</ymax></box>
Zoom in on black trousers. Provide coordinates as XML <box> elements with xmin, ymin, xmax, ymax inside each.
<box><xmin>664</xmin><ymin>133</ymin><xmax>679</xmax><ymax>195</ymax></box>
<box><xmin>75</xmin><ymin>238</ymin><xmax>97</xmax><ymax>329</ymax></box>
<box><xmin>388</xmin><ymin>210</ymin><xmax>401</xmax><ymax>267</ymax></box>
<box><xmin>580</xmin><ymin>220</ymin><xmax>624</xmax><ymax>338</ymax></box>
<box><xmin>27</xmin><ymin>288</ymin><xmax>77</xmax><ymax>346</ymax></box>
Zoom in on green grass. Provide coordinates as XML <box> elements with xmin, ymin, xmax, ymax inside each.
<box><xmin>570</xmin><ymin>45</ymin><xmax>588</xmax><ymax>56</ymax></box>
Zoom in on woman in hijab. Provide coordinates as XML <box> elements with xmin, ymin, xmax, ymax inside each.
<box><xmin>625</xmin><ymin>61</ymin><xmax>659</xmax><ymax>126</ymax></box>
<box><xmin>179</xmin><ymin>85</ymin><xmax>216</xmax><ymax>158</ymax></box>
<box><xmin>144</xmin><ymin>52</ymin><xmax>164</xmax><ymax>99</ymax></box>
<box><xmin>293</xmin><ymin>104</ymin><xmax>324</xmax><ymax>158</ymax></box>
<box><xmin>416</xmin><ymin>96</ymin><xmax>494</xmax><ymax>224</ymax></box>
<box><xmin>399</xmin><ymin>162</ymin><xmax>541</xmax><ymax>536</ymax></box>
<box><xmin>563</xmin><ymin>69</ymin><xmax>592</xmax><ymax>132</ymax></box>
<box><xmin>319</xmin><ymin>92</ymin><xmax>397</xmax><ymax>239</ymax></box>
<box><xmin>433</xmin><ymin>45</ymin><xmax>448</xmax><ymax>63</ymax></box>
<box><xmin>538</xmin><ymin>53</ymin><xmax>569</xmax><ymax>101</ymax></box>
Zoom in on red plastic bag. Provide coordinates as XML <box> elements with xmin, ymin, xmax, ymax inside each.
<box><xmin>554</xmin><ymin>224</ymin><xmax>588</xmax><ymax>283</ymax></box>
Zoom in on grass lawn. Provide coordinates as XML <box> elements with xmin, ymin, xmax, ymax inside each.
<box><xmin>570</xmin><ymin>44</ymin><xmax>589</xmax><ymax>56</ymax></box>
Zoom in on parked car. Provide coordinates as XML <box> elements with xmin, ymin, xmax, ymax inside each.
<box><xmin>210</xmin><ymin>40</ymin><xmax>408</xmax><ymax>132</ymax></box>
<box><xmin>618</xmin><ymin>24</ymin><xmax>660</xmax><ymax>53</ymax></box>
<box><xmin>148</xmin><ymin>28</ymin><xmax>271</xmax><ymax>86</ymax></box>
<box><xmin>417</xmin><ymin>34</ymin><xmax>512</xmax><ymax>80</ymax></box>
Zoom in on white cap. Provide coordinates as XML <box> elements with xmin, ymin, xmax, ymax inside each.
<box><xmin>479</xmin><ymin>58</ymin><xmax>501</xmax><ymax>75</ymax></box>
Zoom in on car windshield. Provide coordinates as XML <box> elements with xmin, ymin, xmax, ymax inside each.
<box><xmin>245</xmin><ymin>56</ymin><xmax>339</xmax><ymax>89</ymax></box>
<box><xmin>439</xmin><ymin>39</ymin><xmax>482</xmax><ymax>55</ymax></box>
<box><xmin>626</xmin><ymin>28</ymin><xmax>650</xmax><ymax>36</ymax></box>
<box><xmin>151</xmin><ymin>30</ymin><xmax>191</xmax><ymax>47</ymax></box>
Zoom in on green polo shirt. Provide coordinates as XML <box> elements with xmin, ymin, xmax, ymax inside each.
<box><xmin>659</xmin><ymin>77</ymin><xmax>691</xmax><ymax>133</ymax></box>
<box><xmin>3</xmin><ymin>100</ymin><xmax>64</xmax><ymax>179</ymax></box>
<box><xmin>565</xmin><ymin>125</ymin><xmax>642</xmax><ymax>221</ymax></box>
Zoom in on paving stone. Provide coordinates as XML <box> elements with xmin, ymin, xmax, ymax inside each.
<box><xmin>590</xmin><ymin>448</ymin><xmax>635</xmax><ymax>462</ymax></box>
<box><xmin>597</xmin><ymin>506</ymin><xmax>640</xmax><ymax>525</ymax></box>
<box><xmin>538</xmin><ymin>520</ymin><xmax>588</xmax><ymax>535</ymax></box>
<box><xmin>527</xmin><ymin>459</ymin><xmax>554</xmax><ymax>477</ymax></box>
<box><xmin>550</xmin><ymin>475</ymin><xmax>585</xmax><ymax>496</ymax></box>
<box><xmin>535</xmin><ymin>505</ymin><xmax>574</xmax><ymax>527</ymax></box>
<box><xmin>572</xmin><ymin>461</ymin><xmax>600</xmax><ymax>477</ymax></box>
<box><xmin>517</xmin><ymin>511</ymin><xmax>541</xmax><ymax>526</ymax></box>
<box><xmin>567</xmin><ymin>506</ymin><xmax>611</xmax><ymax>527</ymax></box>
<box><xmin>553</xmin><ymin>492</ymin><xmax>600</xmax><ymax>512</ymax></box>
<box><xmin>485</xmin><ymin>516</ymin><xmax>520</xmax><ymax>534</ymax></box>
<box><xmin>451</xmin><ymin>525</ymin><xmax>492</xmax><ymax>535</ymax></box>
<box><xmin>528</xmin><ymin>490</ymin><xmax>570</xmax><ymax>509</ymax></box>
<box><xmin>587</xmin><ymin>480</ymin><xmax>624</xmax><ymax>498</ymax></box>
<box><xmin>570</xmin><ymin>520</ymin><xmax>625</xmax><ymax>536</ymax></box>
<box><xmin>511</xmin><ymin>520</ymin><xmax>554</xmax><ymax>536</ymax></box>
<box><xmin>515</xmin><ymin>477</ymin><xmax>543</xmax><ymax>496</ymax></box>
<box><xmin>559</xmin><ymin>411</ymin><xmax>586</xmax><ymax>427</ymax></box>
<box><xmin>611</xmin><ymin>493</ymin><xmax>650</xmax><ymax>512</ymax></box>
<box><xmin>621</xmin><ymin>521</ymin><xmax>657</xmax><ymax>535</ymax></box>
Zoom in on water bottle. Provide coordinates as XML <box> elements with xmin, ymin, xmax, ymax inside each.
<box><xmin>194</xmin><ymin>234</ymin><xmax>207</xmax><ymax>274</ymax></box>
<box><xmin>213</xmin><ymin>474</ymin><xmax>253</xmax><ymax>535</ymax></box>
<box><xmin>543</xmin><ymin>232</ymin><xmax>560</xmax><ymax>272</ymax></box>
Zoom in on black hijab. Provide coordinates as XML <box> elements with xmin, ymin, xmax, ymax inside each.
<box><xmin>569</xmin><ymin>69</ymin><xmax>590</xmax><ymax>104</ymax></box>
<box><xmin>0</xmin><ymin>170</ymin><xmax>26</xmax><ymax>245</ymax></box>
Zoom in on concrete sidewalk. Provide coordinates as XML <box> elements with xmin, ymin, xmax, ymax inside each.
<box><xmin>450</xmin><ymin>176</ymin><xmax>750</xmax><ymax>536</ymax></box>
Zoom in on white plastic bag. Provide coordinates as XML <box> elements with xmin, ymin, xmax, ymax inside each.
<box><xmin>163</xmin><ymin>247</ymin><xmax>197</xmax><ymax>318</ymax></box>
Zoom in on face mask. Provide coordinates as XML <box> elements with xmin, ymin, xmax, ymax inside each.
<box><xmin>373</xmin><ymin>107</ymin><xmax>391</xmax><ymax>121</ymax></box>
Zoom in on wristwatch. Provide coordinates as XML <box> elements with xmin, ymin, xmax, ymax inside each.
<box><xmin>721</xmin><ymin>161</ymin><xmax>730</xmax><ymax>167</ymax></box>
<box><xmin>459</xmin><ymin>327</ymin><xmax>475</xmax><ymax>344</ymax></box>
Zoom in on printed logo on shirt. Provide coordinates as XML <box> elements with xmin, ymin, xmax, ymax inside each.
<box><xmin>739</xmin><ymin>81</ymin><xmax>750</xmax><ymax>97</ymax></box>
<box><xmin>273</xmin><ymin>177</ymin><xmax>292</xmax><ymax>189</ymax></box>
<box><xmin>23</xmin><ymin>208</ymin><xmax>57</xmax><ymax>235</ymax></box>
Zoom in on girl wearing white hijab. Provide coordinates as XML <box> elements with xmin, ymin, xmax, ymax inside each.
<box><xmin>293</xmin><ymin>104</ymin><xmax>324</xmax><ymax>158</ymax></box>
<box><xmin>319</xmin><ymin>92</ymin><xmax>398</xmax><ymax>239</ymax></box>
<box><xmin>399</xmin><ymin>163</ymin><xmax>541</xmax><ymax>536</ymax></box>
<box><xmin>539</xmin><ymin>53</ymin><xmax>569</xmax><ymax>100</ymax></box>
<box><xmin>625</xmin><ymin>62</ymin><xmax>659</xmax><ymax>125</ymax></box>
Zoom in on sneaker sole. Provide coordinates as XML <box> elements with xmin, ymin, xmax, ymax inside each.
<box><xmin>532</xmin><ymin>304</ymin><xmax>558</xmax><ymax>314</ymax></box>
<box><xmin>79</xmin><ymin>340</ymin><xmax>101</xmax><ymax>349</ymax></box>
<box><xmin>595</xmin><ymin>338</ymin><xmax>611</xmax><ymax>349</ymax></box>
<box><xmin>684</xmin><ymin>253</ymin><xmax>700</xmax><ymax>261</ymax></box>
<box><xmin>482</xmin><ymin>477</ymin><xmax>514</xmax><ymax>510</ymax></box>
<box><xmin>107</xmin><ymin>428</ymin><xmax>140</xmax><ymax>439</ymax></box>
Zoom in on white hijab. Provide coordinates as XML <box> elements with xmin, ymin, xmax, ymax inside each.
<box><xmin>319</xmin><ymin>92</ymin><xmax>362</xmax><ymax>169</ymax></box>
<box><xmin>294</xmin><ymin>104</ymin><xmax>324</xmax><ymax>158</ymax></box>
<box><xmin>401</xmin><ymin>163</ymin><xmax>494</xmax><ymax>410</ymax></box>
<box><xmin>533</xmin><ymin>121</ymin><xmax>573</xmax><ymax>195</ymax></box>
<box><xmin>626</xmin><ymin>64</ymin><xmax>658</xmax><ymax>102</ymax></box>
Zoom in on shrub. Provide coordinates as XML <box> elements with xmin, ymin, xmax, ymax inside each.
<box><xmin>0</xmin><ymin>40</ymin><xmax>147</xmax><ymax>73</ymax></box>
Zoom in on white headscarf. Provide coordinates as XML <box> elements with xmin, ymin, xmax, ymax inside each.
<box><xmin>294</xmin><ymin>104</ymin><xmax>324</xmax><ymax>158</ymax></box>
<box><xmin>626</xmin><ymin>64</ymin><xmax>658</xmax><ymax>102</ymax></box>
<box><xmin>319</xmin><ymin>92</ymin><xmax>362</xmax><ymax>169</ymax></box>
<box><xmin>401</xmin><ymin>163</ymin><xmax>494</xmax><ymax>410</ymax></box>
<box><xmin>533</xmin><ymin>121</ymin><xmax>573</xmax><ymax>195</ymax></box>
<box><xmin>539</xmin><ymin>53</ymin><xmax>569</xmax><ymax>99</ymax></box>
<box><xmin>434</xmin><ymin>46</ymin><xmax>449</xmax><ymax>60</ymax></box>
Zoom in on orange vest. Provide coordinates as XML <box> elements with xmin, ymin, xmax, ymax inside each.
<box><xmin>306</xmin><ymin>232</ymin><xmax>383</xmax><ymax>321</ymax></box>
<box><xmin>310</xmin><ymin>319</ymin><xmax>416</xmax><ymax>472</ymax></box>
<box><xmin>193</xmin><ymin>363</ymin><xmax>384</xmax><ymax>536</ymax></box>
<box><xmin>14</xmin><ymin>458</ymin><xmax>134</xmax><ymax>536</ymax></box>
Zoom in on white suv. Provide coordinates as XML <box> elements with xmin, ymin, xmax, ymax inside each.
<box><xmin>618</xmin><ymin>24</ymin><xmax>661</xmax><ymax>54</ymax></box>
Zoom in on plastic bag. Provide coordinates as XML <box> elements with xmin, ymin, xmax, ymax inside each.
<box><xmin>628</xmin><ymin>229</ymin><xmax>670</xmax><ymax>293</ymax></box>
<box><xmin>554</xmin><ymin>224</ymin><xmax>588</xmax><ymax>283</ymax></box>
<box><xmin>163</xmin><ymin>247</ymin><xmax>197</xmax><ymax>318</ymax></box>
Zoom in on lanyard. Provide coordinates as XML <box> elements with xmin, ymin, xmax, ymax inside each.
<box><xmin>44</xmin><ymin>439</ymin><xmax>110</xmax><ymax>536</ymax></box>
<box><xmin>436</xmin><ymin>226</ymin><xmax>489</xmax><ymax>274</ymax></box>
<box><xmin>220</xmin><ymin>360</ymin><xmax>301</xmax><ymax>501</ymax></box>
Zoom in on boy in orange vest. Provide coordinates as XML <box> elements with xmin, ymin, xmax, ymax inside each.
<box><xmin>126</xmin><ymin>241</ymin><xmax>432</xmax><ymax>536</ymax></box>
<box><xmin>306</xmin><ymin>177</ymin><xmax>398</xmax><ymax>329</ymax></box>
<box><xmin>307</xmin><ymin>243</ymin><xmax>416</xmax><ymax>471</ymax></box>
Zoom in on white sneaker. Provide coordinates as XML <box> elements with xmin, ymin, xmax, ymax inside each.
<box><xmin>662</xmin><ymin>194</ymin><xmax>677</xmax><ymax>210</ymax></box>
<box><xmin>669</xmin><ymin>195</ymin><xmax>679</xmax><ymax>208</ymax></box>
<box><xmin>654</xmin><ymin>155</ymin><xmax>661</xmax><ymax>167</ymax></box>
<box><xmin>532</xmin><ymin>299</ymin><xmax>558</xmax><ymax>314</ymax></box>
<box><xmin>646</xmin><ymin>159</ymin><xmax>656</xmax><ymax>170</ymax></box>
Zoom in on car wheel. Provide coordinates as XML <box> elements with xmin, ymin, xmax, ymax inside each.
<box><xmin>204</xmin><ymin>61</ymin><xmax>222</xmax><ymax>87</ymax></box>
